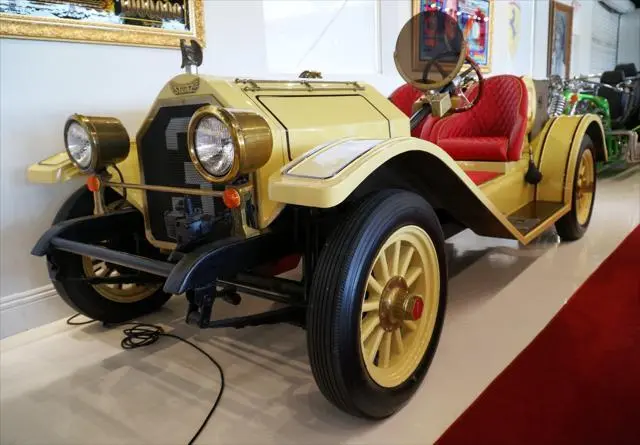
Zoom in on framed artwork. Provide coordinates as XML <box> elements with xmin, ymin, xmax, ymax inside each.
<box><xmin>547</xmin><ymin>0</ymin><xmax>573</xmax><ymax>78</ymax></box>
<box><xmin>412</xmin><ymin>0</ymin><xmax>493</xmax><ymax>72</ymax></box>
<box><xmin>0</xmin><ymin>0</ymin><xmax>205</xmax><ymax>48</ymax></box>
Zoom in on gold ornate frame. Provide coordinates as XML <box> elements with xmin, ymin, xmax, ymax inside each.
<box><xmin>411</xmin><ymin>0</ymin><xmax>494</xmax><ymax>73</ymax></box>
<box><xmin>0</xmin><ymin>0</ymin><xmax>205</xmax><ymax>48</ymax></box>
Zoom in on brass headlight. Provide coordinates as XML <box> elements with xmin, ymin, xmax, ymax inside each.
<box><xmin>187</xmin><ymin>106</ymin><xmax>273</xmax><ymax>183</ymax></box>
<box><xmin>64</xmin><ymin>114</ymin><xmax>130</xmax><ymax>172</ymax></box>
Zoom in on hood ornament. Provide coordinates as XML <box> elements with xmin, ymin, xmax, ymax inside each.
<box><xmin>299</xmin><ymin>70</ymin><xmax>322</xmax><ymax>79</ymax></box>
<box><xmin>180</xmin><ymin>39</ymin><xmax>203</xmax><ymax>75</ymax></box>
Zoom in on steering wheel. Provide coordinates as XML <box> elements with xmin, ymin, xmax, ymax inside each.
<box><xmin>395</xmin><ymin>10</ymin><xmax>479</xmax><ymax>129</ymax></box>
<box><xmin>447</xmin><ymin>56</ymin><xmax>483</xmax><ymax>113</ymax></box>
<box><xmin>421</xmin><ymin>50</ymin><xmax>461</xmax><ymax>85</ymax></box>
<box><xmin>411</xmin><ymin>55</ymin><xmax>483</xmax><ymax>121</ymax></box>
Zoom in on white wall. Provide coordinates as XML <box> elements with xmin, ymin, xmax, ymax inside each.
<box><xmin>618</xmin><ymin>9</ymin><xmax>640</xmax><ymax>68</ymax></box>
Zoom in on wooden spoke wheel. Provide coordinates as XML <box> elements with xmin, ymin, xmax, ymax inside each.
<box><xmin>81</xmin><ymin>257</ymin><xmax>161</xmax><ymax>304</ymax></box>
<box><xmin>361</xmin><ymin>225</ymin><xmax>439</xmax><ymax>388</ymax></box>
<box><xmin>575</xmin><ymin>148</ymin><xmax>595</xmax><ymax>226</ymax></box>
<box><xmin>556</xmin><ymin>135</ymin><xmax>597</xmax><ymax>241</ymax></box>
<box><xmin>307</xmin><ymin>190</ymin><xmax>446</xmax><ymax>419</ymax></box>
<box><xmin>49</xmin><ymin>187</ymin><xmax>171</xmax><ymax>323</ymax></box>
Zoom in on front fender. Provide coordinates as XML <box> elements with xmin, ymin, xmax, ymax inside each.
<box><xmin>27</xmin><ymin>144</ymin><xmax>146</xmax><ymax>213</ymax></box>
<box><xmin>27</xmin><ymin>152</ymin><xmax>81</xmax><ymax>184</ymax></box>
<box><xmin>269</xmin><ymin>137</ymin><xmax>444</xmax><ymax>208</ymax></box>
<box><xmin>269</xmin><ymin>137</ymin><xmax>528</xmax><ymax>242</ymax></box>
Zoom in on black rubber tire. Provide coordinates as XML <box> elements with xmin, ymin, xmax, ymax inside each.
<box><xmin>49</xmin><ymin>187</ymin><xmax>171</xmax><ymax>323</ymax></box>
<box><xmin>306</xmin><ymin>189</ymin><xmax>447</xmax><ymax>419</ymax></box>
<box><xmin>555</xmin><ymin>135</ymin><xmax>597</xmax><ymax>241</ymax></box>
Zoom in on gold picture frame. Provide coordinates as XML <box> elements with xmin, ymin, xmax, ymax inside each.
<box><xmin>411</xmin><ymin>0</ymin><xmax>494</xmax><ymax>73</ymax></box>
<box><xmin>0</xmin><ymin>0</ymin><xmax>205</xmax><ymax>48</ymax></box>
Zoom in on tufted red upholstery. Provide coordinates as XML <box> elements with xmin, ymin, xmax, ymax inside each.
<box><xmin>419</xmin><ymin>83</ymin><xmax>480</xmax><ymax>141</ymax></box>
<box><xmin>420</xmin><ymin>115</ymin><xmax>441</xmax><ymax>140</ymax></box>
<box><xmin>389</xmin><ymin>83</ymin><xmax>427</xmax><ymax>137</ymax></box>
<box><xmin>428</xmin><ymin>75</ymin><xmax>529</xmax><ymax>162</ymax></box>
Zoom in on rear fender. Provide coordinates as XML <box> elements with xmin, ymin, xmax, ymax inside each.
<box><xmin>269</xmin><ymin>137</ymin><xmax>525</xmax><ymax>241</ymax></box>
<box><xmin>536</xmin><ymin>114</ymin><xmax>606</xmax><ymax>203</ymax></box>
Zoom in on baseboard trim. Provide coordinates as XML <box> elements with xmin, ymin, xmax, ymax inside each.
<box><xmin>0</xmin><ymin>284</ymin><xmax>58</xmax><ymax>311</ymax></box>
<box><xmin>1</xmin><ymin>284</ymin><xmax>72</xmax><ymax>339</ymax></box>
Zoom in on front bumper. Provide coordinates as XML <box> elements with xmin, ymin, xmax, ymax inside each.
<box><xmin>32</xmin><ymin>209</ymin><xmax>293</xmax><ymax>294</ymax></box>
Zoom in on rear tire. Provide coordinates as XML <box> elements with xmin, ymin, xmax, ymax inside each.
<box><xmin>307</xmin><ymin>190</ymin><xmax>447</xmax><ymax>419</ymax></box>
<box><xmin>49</xmin><ymin>187</ymin><xmax>171</xmax><ymax>323</ymax></box>
<box><xmin>556</xmin><ymin>135</ymin><xmax>597</xmax><ymax>241</ymax></box>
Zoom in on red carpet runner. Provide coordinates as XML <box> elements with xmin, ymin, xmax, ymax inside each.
<box><xmin>436</xmin><ymin>226</ymin><xmax>640</xmax><ymax>445</ymax></box>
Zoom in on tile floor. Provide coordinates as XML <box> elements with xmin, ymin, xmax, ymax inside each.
<box><xmin>1</xmin><ymin>166</ymin><xmax>638</xmax><ymax>445</ymax></box>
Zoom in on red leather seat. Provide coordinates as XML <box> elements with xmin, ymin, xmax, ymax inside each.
<box><xmin>421</xmin><ymin>115</ymin><xmax>441</xmax><ymax>141</ymax></box>
<box><xmin>420</xmin><ymin>84</ymin><xmax>480</xmax><ymax>141</ymax></box>
<box><xmin>389</xmin><ymin>84</ymin><xmax>426</xmax><ymax>137</ymax></box>
<box><xmin>426</xmin><ymin>75</ymin><xmax>529</xmax><ymax>162</ymax></box>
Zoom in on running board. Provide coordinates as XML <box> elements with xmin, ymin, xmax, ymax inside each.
<box><xmin>507</xmin><ymin>201</ymin><xmax>567</xmax><ymax>236</ymax></box>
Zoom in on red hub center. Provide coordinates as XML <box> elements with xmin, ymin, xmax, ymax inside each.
<box><xmin>410</xmin><ymin>297</ymin><xmax>424</xmax><ymax>321</ymax></box>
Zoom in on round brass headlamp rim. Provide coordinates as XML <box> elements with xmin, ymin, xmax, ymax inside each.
<box><xmin>188</xmin><ymin>105</ymin><xmax>273</xmax><ymax>185</ymax></box>
<box><xmin>187</xmin><ymin>105</ymin><xmax>242</xmax><ymax>184</ymax></box>
<box><xmin>64</xmin><ymin>114</ymin><xmax>130</xmax><ymax>173</ymax></box>
<box><xmin>64</xmin><ymin>113</ymin><xmax>100</xmax><ymax>172</ymax></box>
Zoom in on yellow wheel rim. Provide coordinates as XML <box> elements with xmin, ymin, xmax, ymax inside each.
<box><xmin>82</xmin><ymin>256</ymin><xmax>161</xmax><ymax>303</ymax></box>
<box><xmin>576</xmin><ymin>149</ymin><xmax>595</xmax><ymax>226</ymax></box>
<box><xmin>360</xmin><ymin>225</ymin><xmax>440</xmax><ymax>388</ymax></box>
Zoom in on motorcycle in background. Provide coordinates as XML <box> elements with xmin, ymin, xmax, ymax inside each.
<box><xmin>547</xmin><ymin>73</ymin><xmax>640</xmax><ymax>169</ymax></box>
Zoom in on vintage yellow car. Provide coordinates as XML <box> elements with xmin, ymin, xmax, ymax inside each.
<box><xmin>28</xmin><ymin>12</ymin><xmax>605</xmax><ymax>419</ymax></box>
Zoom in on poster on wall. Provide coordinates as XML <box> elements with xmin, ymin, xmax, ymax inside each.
<box><xmin>0</xmin><ymin>0</ymin><xmax>205</xmax><ymax>48</ymax></box>
<box><xmin>507</xmin><ymin>0</ymin><xmax>521</xmax><ymax>60</ymax></box>
<box><xmin>506</xmin><ymin>0</ymin><xmax>533</xmax><ymax>75</ymax></box>
<box><xmin>413</xmin><ymin>0</ymin><xmax>493</xmax><ymax>72</ymax></box>
<box><xmin>547</xmin><ymin>0</ymin><xmax>573</xmax><ymax>78</ymax></box>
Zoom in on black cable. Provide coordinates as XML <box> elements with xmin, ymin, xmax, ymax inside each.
<box><xmin>64</xmin><ymin>314</ymin><xmax>224</xmax><ymax>445</ymax></box>
<box><xmin>66</xmin><ymin>313</ymin><xmax>95</xmax><ymax>326</ymax></box>
<box><xmin>111</xmin><ymin>164</ymin><xmax>127</xmax><ymax>202</ymax></box>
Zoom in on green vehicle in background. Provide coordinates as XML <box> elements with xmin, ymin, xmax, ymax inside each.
<box><xmin>548</xmin><ymin>73</ymin><xmax>640</xmax><ymax>171</ymax></box>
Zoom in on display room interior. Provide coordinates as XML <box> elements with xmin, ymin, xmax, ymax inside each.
<box><xmin>1</xmin><ymin>0</ymin><xmax>639</xmax><ymax>443</ymax></box>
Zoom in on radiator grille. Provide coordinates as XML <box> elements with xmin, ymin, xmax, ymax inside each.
<box><xmin>138</xmin><ymin>104</ymin><xmax>227</xmax><ymax>243</ymax></box>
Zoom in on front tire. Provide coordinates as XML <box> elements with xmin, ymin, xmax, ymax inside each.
<box><xmin>555</xmin><ymin>135</ymin><xmax>597</xmax><ymax>241</ymax></box>
<box><xmin>307</xmin><ymin>190</ymin><xmax>447</xmax><ymax>419</ymax></box>
<box><xmin>49</xmin><ymin>187</ymin><xmax>171</xmax><ymax>323</ymax></box>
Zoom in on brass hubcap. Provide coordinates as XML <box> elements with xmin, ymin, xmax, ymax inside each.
<box><xmin>379</xmin><ymin>276</ymin><xmax>424</xmax><ymax>331</ymax></box>
<box><xmin>576</xmin><ymin>149</ymin><xmax>595</xmax><ymax>226</ymax></box>
<box><xmin>360</xmin><ymin>225</ymin><xmax>439</xmax><ymax>388</ymax></box>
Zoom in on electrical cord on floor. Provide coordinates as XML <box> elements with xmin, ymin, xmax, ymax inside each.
<box><xmin>65</xmin><ymin>313</ymin><xmax>96</xmax><ymax>326</ymax></box>
<box><xmin>65</xmin><ymin>313</ymin><xmax>224</xmax><ymax>445</ymax></box>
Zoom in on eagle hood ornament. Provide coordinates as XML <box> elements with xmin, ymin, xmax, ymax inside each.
<box><xmin>180</xmin><ymin>39</ymin><xmax>203</xmax><ymax>75</ymax></box>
